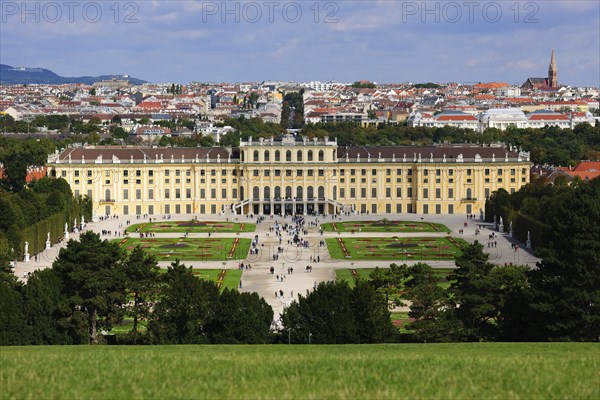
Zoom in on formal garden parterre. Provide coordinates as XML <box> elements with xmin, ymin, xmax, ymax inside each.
<box><xmin>117</xmin><ymin>237</ymin><xmax>252</xmax><ymax>261</ymax></box>
<box><xmin>126</xmin><ymin>220</ymin><xmax>256</xmax><ymax>233</ymax></box>
<box><xmin>326</xmin><ymin>236</ymin><xmax>467</xmax><ymax>260</ymax></box>
<box><xmin>321</xmin><ymin>219</ymin><xmax>449</xmax><ymax>233</ymax></box>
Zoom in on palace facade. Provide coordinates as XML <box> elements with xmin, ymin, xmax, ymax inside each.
<box><xmin>47</xmin><ymin>135</ymin><xmax>531</xmax><ymax>218</ymax></box>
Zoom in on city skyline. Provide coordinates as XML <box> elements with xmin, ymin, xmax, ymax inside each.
<box><xmin>1</xmin><ymin>1</ymin><xmax>599</xmax><ymax>86</ymax></box>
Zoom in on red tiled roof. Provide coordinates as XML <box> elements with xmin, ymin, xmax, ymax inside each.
<box><xmin>437</xmin><ymin>115</ymin><xmax>478</xmax><ymax>121</ymax></box>
<box><xmin>136</xmin><ymin>102</ymin><xmax>162</xmax><ymax>109</ymax></box>
<box><xmin>540</xmin><ymin>101</ymin><xmax>587</xmax><ymax>105</ymax></box>
<box><xmin>573</xmin><ymin>161</ymin><xmax>600</xmax><ymax>172</ymax></box>
<box><xmin>474</xmin><ymin>82</ymin><xmax>509</xmax><ymax>89</ymax></box>
<box><xmin>558</xmin><ymin>162</ymin><xmax>600</xmax><ymax>180</ymax></box>
<box><xmin>528</xmin><ymin>114</ymin><xmax>569</xmax><ymax>121</ymax></box>
<box><xmin>0</xmin><ymin>166</ymin><xmax>46</xmax><ymax>182</ymax></box>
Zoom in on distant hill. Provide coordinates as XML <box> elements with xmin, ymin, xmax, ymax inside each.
<box><xmin>0</xmin><ymin>64</ymin><xmax>148</xmax><ymax>85</ymax></box>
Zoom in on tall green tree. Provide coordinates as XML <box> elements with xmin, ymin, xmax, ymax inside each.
<box><xmin>448</xmin><ymin>242</ymin><xmax>498</xmax><ymax>340</ymax></box>
<box><xmin>489</xmin><ymin>264</ymin><xmax>530</xmax><ymax>341</ymax></box>
<box><xmin>22</xmin><ymin>269</ymin><xmax>82</xmax><ymax>344</ymax></box>
<box><xmin>448</xmin><ymin>242</ymin><xmax>532</xmax><ymax>341</ymax></box>
<box><xmin>207</xmin><ymin>289</ymin><xmax>273</xmax><ymax>344</ymax></box>
<box><xmin>148</xmin><ymin>261</ymin><xmax>219</xmax><ymax>344</ymax></box>
<box><xmin>281</xmin><ymin>281</ymin><xmax>358</xmax><ymax>344</ymax></box>
<box><xmin>485</xmin><ymin>188</ymin><xmax>511</xmax><ymax>223</ymax></box>
<box><xmin>0</xmin><ymin>272</ymin><xmax>28</xmax><ymax>345</ymax></box>
<box><xmin>404</xmin><ymin>263</ymin><xmax>458</xmax><ymax>342</ymax></box>
<box><xmin>122</xmin><ymin>245</ymin><xmax>159</xmax><ymax>333</ymax></box>
<box><xmin>527</xmin><ymin>178</ymin><xmax>600</xmax><ymax>341</ymax></box>
<box><xmin>369</xmin><ymin>263</ymin><xmax>407</xmax><ymax>305</ymax></box>
<box><xmin>352</xmin><ymin>279</ymin><xmax>395</xmax><ymax>343</ymax></box>
<box><xmin>52</xmin><ymin>231</ymin><xmax>126</xmax><ymax>343</ymax></box>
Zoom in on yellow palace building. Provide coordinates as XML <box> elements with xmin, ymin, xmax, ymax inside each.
<box><xmin>47</xmin><ymin>135</ymin><xmax>530</xmax><ymax>219</ymax></box>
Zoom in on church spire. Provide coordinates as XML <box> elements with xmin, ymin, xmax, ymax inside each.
<box><xmin>548</xmin><ymin>49</ymin><xmax>558</xmax><ymax>88</ymax></box>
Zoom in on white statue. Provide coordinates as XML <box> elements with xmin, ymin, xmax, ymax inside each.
<box><xmin>527</xmin><ymin>231</ymin><xmax>531</xmax><ymax>241</ymax></box>
<box><xmin>65</xmin><ymin>222</ymin><xmax>68</xmax><ymax>232</ymax></box>
<box><xmin>47</xmin><ymin>232</ymin><xmax>50</xmax><ymax>242</ymax></box>
<box><xmin>499</xmin><ymin>216</ymin><xmax>503</xmax><ymax>226</ymax></box>
<box><xmin>23</xmin><ymin>241</ymin><xmax>30</xmax><ymax>262</ymax></box>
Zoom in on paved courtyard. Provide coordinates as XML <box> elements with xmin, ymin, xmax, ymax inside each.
<box><xmin>13</xmin><ymin>212</ymin><xmax>539</xmax><ymax>318</ymax></box>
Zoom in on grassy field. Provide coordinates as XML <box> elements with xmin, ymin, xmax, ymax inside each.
<box><xmin>117</xmin><ymin>237</ymin><xmax>252</xmax><ymax>261</ymax></box>
<box><xmin>1</xmin><ymin>343</ymin><xmax>598</xmax><ymax>399</ymax></box>
<box><xmin>126</xmin><ymin>220</ymin><xmax>256</xmax><ymax>233</ymax></box>
<box><xmin>326</xmin><ymin>236</ymin><xmax>467</xmax><ymax>260</ymax></box>
<box><xmin>321</xmin><ymin>220</ymin><xmax>449</xmax><ymax>233</ymax></box>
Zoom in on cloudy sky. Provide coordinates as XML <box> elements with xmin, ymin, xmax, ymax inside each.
<box><xmin>1</xmin><ymin>0</ymin><xmax>598</xmax><ymax>86</ymax></box>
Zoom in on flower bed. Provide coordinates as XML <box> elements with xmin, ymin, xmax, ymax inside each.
<box><xmin>326</xmin><ymin>237</ymin><xmax>466</xmax><ymax>261</ymax></box>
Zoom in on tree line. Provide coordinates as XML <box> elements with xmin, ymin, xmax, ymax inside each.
<box><xmin>0</xmin><ymin>232</ymin><xmax>274</xmax><ymax>345</ymax></box>
<box><xmin>302</xmin><ymin>122</ymin><xmax>599</xmax><ymax>166</ymax></box>
<box><xmin>0</xmin><ymin>176</ymin><xmax>91</xmax><ymax>264</ymax></box>
<box><xmin>3</xmin><ymin>116</ymin><xmax>598</xmax><ymax>166</ymax></box>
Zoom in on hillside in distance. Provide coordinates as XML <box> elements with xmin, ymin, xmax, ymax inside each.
<box><xmin>0</xmin><ymin>64</ymin><xmax>148</xmax><ymax>85</ymax></box>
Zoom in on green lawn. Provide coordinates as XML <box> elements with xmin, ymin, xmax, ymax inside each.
<box><xmin>117</xmin><ymin>237</ymin><xmax>252</xmax><ymax>261</ymax></box>
<box><xmin>2</xmin><ymin>344</ymin><xmax>597</xmax><ymax>399</ymax></box>
<box><xmin>126</xmin><ymin>220</ymin><xmax>256</xmax><ymax>233</ymax></box>
<box><xmin>321</xmin><ymin>220</ymin><xmax>449</xmax><ymax>233</ymax></box>
<box><xmin>390</xmin><ymin>311</ymin><xmax>410</xmax><ymax>322</ymax></box>
<box><xmin>107</xmin><ymin>318</ymin><xmax>139</xmax><ymax>334</ymax></box>
<box><xmin>222</xmin><ymin>269</ymin><xmax>243</xmax><ymax>290</ymax></box>
<box><xmin>326</xmin><ymin>237</ymin><xmax>467</xmax><ymax>260</ymax></box>
<box><xmin>334</xmin><ymin>268</ymin><xmax>357</xmax><ymax>288</ymax></box>
<box><xmin>158</xmin><ymin>268</ymin><xmax>242</xmax><ymax>291</ymax></box>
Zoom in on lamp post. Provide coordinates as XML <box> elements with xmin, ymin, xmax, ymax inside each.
<box><xmin>288</xmin><ymin>328</ymin><xmax>291</xmax><ymax>345</ymax></box>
